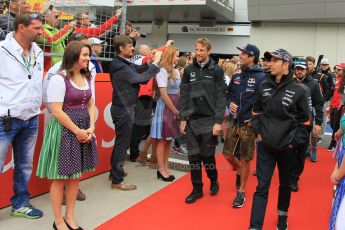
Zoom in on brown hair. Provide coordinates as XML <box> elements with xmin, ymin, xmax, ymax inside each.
<box><xmin>14</xmin><ymin>12</ymin><xmax>42</xmax><ymax>31</ymax></box>
<box><xmin>113</xmin><ymin>35</ymin><xmax>133</xmax><ymax>53</ymax></box>
<box><xmin>60</xmin><ymin>41</ymin><xmax>91</xmax><ymax>80</ymax></box>
<box><xmin>176</xmin><ymin>56</ymin><xmax>187</xmax><ymax>69</ymax></box>
<box><xmin>195</xmin><ymin>38</ymin><xmax>212</xmax><ymax>51</ymax></box>
<box><xmin>306</xmin><ymin>56</ymin><xmax>315</xmax><ymax>64</ymax></box>
<box><xmin>160</xmin><ymin>46</ymin><xmax>179</xmax><ymax>80</ymax></box>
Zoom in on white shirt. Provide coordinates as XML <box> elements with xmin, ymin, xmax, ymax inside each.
<box><xmin>131</xmin><ymin>54</ymin><xmax>143</xmax><ymax>65</ymax></box>
<box><xmin>42</xmin><ymin>61</ymin><xmax>96</xmax><ymax>112</ymax></box>
<box><xmin>47</xmin><ymin>71</ymin><xmax>90</xmax><ymax>103</ymax></box>
<box><xmin>224</xmin><ymin>75</ymin><xmax>231</xmax><ymax>86</ymax></box>
<box><xmin>0</xmin><ymin>32</ymin><xmax>44</xmax><ymax>120</ymax></box>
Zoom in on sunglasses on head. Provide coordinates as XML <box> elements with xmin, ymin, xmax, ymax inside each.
<box><xmin>74</xmin><ymin>33</ymin><xmax>83</xmax><ymax>39</ymax></box>
<box><xmin>27</xmin><ymin>12</ymin><xmax>42</xmax><ymax>20</ymax></box>
<box><xmin>19</xmin><ymin>12</ymin><xmax>42</xmax><ymax>25</ymax></box>
<box><xmin>70</xmin><ymin>33</ymin><xmax>88</xmax><ymax>41</ymax></box>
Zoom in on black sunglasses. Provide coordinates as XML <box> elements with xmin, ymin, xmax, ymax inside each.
<box><xmin>69</xmin><ymin>33</ymin><xmax>87</xmax><ymax>42</ymax></box>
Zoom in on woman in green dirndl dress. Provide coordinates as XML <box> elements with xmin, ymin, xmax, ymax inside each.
<box><xmin>36</xmin><ymin>41</ymin><xmax>98</xmax><ymax>230</ymax></box>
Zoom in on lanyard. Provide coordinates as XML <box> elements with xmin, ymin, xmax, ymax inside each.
<box><xmin>20</xmin><ymin>52</ymin><xmax>35</xmax><ymax>72</ymax></box>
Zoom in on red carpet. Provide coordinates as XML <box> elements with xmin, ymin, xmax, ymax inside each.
<box><xmin>97</xmin><ymin>148</ymin><xmax>334</xmax><ymax>230</ymax></box>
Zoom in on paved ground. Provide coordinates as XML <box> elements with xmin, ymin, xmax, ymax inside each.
<box><xmin>0</xmin><ymin>132</ymin><xmax>332</xmax><ymax>230</ymax></box>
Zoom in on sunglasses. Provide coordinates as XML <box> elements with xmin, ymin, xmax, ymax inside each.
<box><xmin>76</xmin><ymin>16</ymin><xmax>89</xmax><ymax>20</ymax></box>
<box><xmin>19</xmin><ymin>12</ymin><xmax>42</xmax><ymax>26</ymax></box>
<box><xmin>27</xmin><ymin>12</ymin><xmax>42</xmax><ymax>20</ymax></box>
<box><xmin>294</xmin><ymin>61</ymin><xmax>306</xmax><ymax>66</ymax></box>
<box><xmin>74</xmin><ymin>33</ymin><xmax>83</xmax><ymax>39</ymax></box>
<box><xmin>70</xmin><ymin>33</ymin><xmax>87</xmax><ymax>41</ymax></box>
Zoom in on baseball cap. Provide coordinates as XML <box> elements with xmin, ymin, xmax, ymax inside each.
<box><xmin>294</xmin><ymin>58</ymin><xmax>307</xmax><ymax>69</ymax></box>
<box><xmin>263</xmin><ymin>51</ymin><xmax>272</xmax><ymax>61</ymax></box>
<box><xmin>236</xmin><ymin>44</ymin><xmax>260</xmax><ymax>61</ymax></box>
<box><xmin>264</xmin><ymin>49</ymin><xmax>292</xmax><ymax>63</ymax></box>
<box><xmin>320</xmin><ymin>58</ymin><xmax>329</xmax><ymax>65</ymax></box>
<box><xmin>335</xmin><ymin>62</ymin><xmax>345</xmax><ymax>70</ymax></box>
<box><xmin>89</xmin><ymin>37</ymin><xmax>104</xmax><ymax>46</ymax></box>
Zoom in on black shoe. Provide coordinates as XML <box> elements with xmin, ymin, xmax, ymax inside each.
<box><xmin>210</xmin><ymin>181</ymin><xmax>219</xmax><ymax>196</ymax></box>
<box><xmin>157</xmin><ymin>171</ymin><xmax>174</xmax><ymax>182</ymax></box>
<box><xmin>305</xmin><ymin>151</ymin><xmax>310</xmax><ymax>158</ymax></box>
<box><xmin>232</xmin><ymin>191</ymin><xmax>245</xmax><ymax>208</ymax></box>
<box><xmin>53</xmin><ymin>222</ymin><xmax>57</xmax><ymax>230</ymax></box>
<box><xmin>290</xmin><ymin>181</ymin><xmax>299</xmax><ymax>192</ymax></box>
<box><xmin>173</xmin><ymin>145</ymin><xmax>188</xmax><ymax>155</ymax></box>
<box><xmin>327</xmin><ymin>145</ymin><xmax>335</xmax><ymax>151</ymax></box>
<box><xmin>185</xmin><ymin>191</ymin><xmax>203</xmax><ymax>204</ymax></box>
<box><xmin>236</xmin><ymin>174</ymin><xmax>241</xmax><ymax>190</ymax></box>
<box><xmin>277</xmin><ymin>215</ymin><xmax>288</xmax><ymax>230</ymax></box>
<box><xmin>64</xmin><ymin>218</ymin><xmax>84</xmax><ymax>230</ymax></box>
<box><xmin>129</xmin><ymin>157</ymin><xmax>137</xmax><ymax>162</ymax></box>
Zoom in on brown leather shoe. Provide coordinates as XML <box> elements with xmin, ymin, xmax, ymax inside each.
<box><xmin>136</xmin><ymin>151</ymin><xmax>148</xmax><ymax>165</ymax></box>
<box><xmin>62</xmin><ymin>189</ymin><xmax>86</xmax><ymax>205</ymax></box>
<box><xmin>111</xmin><ymin>182</ymin><xmax>137</xmax><ymax>191</ymax></box>
<box><xmin>76</xmin><ymin>189</ymin><xmax>86</xmax><ymax>201</ymax></box>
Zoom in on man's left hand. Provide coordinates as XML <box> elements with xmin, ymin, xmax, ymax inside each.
<box><xmin>213</xmin><ymin>123</ymin><xmax>222</xmax><ymax>136</ymax></box>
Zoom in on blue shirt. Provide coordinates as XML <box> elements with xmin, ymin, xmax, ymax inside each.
<box><xmin>227</xmin><ymin>65</ymin><xmax>265</xmax><ymax>125</ymax></box>
<box><xmin>90</xmin><ymin>53</ymin><xmax>103</xmax><ymax>73</ymax></box>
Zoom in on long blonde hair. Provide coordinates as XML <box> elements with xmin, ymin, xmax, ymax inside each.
<box><xmin>160</xmin><ymin>46</ymin><xmax>179</xmax><ymax>80</ymax></box>
<box><xmin>224</xmin><ymin>62</ymin><xmax>236</xmax><ymax>78</ymax></box>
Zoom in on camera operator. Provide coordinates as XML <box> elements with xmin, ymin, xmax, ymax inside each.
<box><xmin>102</xmin><ymin>20</ymin><xmax>146</xmax><ymax>72</ymax></box>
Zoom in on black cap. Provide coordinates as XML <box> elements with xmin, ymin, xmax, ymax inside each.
<box><xmin>263</xmin><ymin>52</ymin><xmax>272</xmax><ymax>61</ymax></box>
<box><xmin>237</xmin><ymin>44</ymin><xmax>260</xmax><ymax>61</ymax></box>
<box><xmin>264</xmin><ymin>49</ymin><xmax>292</xmax><ymax>63</ymax></box>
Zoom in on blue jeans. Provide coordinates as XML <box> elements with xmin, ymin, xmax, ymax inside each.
<box><xmin>249</xmin><ymin>142</ymin><xmax>295</xmax><ymax>229</ymax></box>
<box><xmin>0</xmin><ymin>116</ymin><xmax>38</xmax><ymax>208</ymax></box>
<box><xmin>110</xmin><ymin>105</ymin><xmax>134</xmax><ymax>184</ymax></box>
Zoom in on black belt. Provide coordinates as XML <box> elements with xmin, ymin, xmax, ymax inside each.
<box><xmin>233</xmin><ymin>120</ymin><xmax>250</xmax><ymax>127</ymax></box>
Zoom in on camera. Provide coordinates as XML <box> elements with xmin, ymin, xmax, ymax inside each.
<box><xmin>130</xmin><ymin>29</ymin><xmax>146</xmax><ymax>38</ymax></box>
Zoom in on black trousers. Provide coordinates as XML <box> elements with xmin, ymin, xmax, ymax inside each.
<box><xmin>330</xmin><ymin>107</ymin><xmax>343</xmax><ymax>147</ymax></box>
<box><xmin>291</xmin><ymin>137</ymin><xmax>310</xmax><ymax>184</ymax></box>
<box><xmin>249</xmin><ymin>142</ymin><xmax>296</xmax><ymax>229</ymax></box>
<box><xmin>110</xmin><ymin>105</ymin><xmax>134</xmax><ymax>184</ymax></box>
<box><xmin>174</xmin><ymin>135</ymin><xmax>186</xmax><ymax>148</ymax></box>
<box><xmin>129</xmin><ymin>96</ymin><xmax>155</xmax><ymax>159</ymax></box>
<box><xmin>186</xmin><ymin>123</ymin><xmax>218</xmax><ymax>192</ymax></box>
